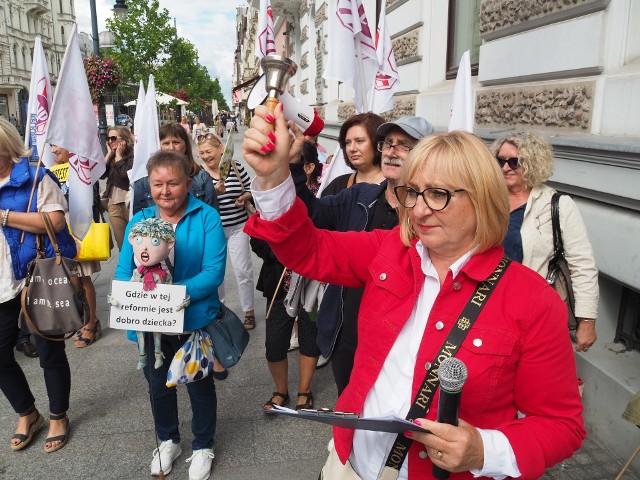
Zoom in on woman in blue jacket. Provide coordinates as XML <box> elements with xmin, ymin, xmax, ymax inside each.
<box><xmin>115</xmin><ymin>149</ymin><xmax>226</xmax><ymax>480</ymax></box>
<box><xmin>0</xmin><ymin>119</ymin><xmax>77</xmax><ymax>453</ymax></box>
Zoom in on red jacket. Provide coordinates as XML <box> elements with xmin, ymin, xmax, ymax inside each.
<box><xmin>246</xmin><ymin>199</ymin><xmax>585</xmax><ymax>479</ymax></box>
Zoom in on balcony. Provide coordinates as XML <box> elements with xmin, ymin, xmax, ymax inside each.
<box><xmin>24</xmin><ymin>0</ymin><xmax>48</xmax><ymax>14</ymax></box>
<box><xmin>250</xmin><ymin>0</ymin><xmax>303</xmax><ymax>12</ymax></box>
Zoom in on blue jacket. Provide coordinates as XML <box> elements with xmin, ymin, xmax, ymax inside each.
<box><xmin>115</xmin><ymin>193</ymin><xmax>227</xmax><ymax>336</ymax></box>
<box><xmin>0</xmin><ymin>157</ymin><xmax>77</xmax><ymax>280</ymax></box>
<box><xmin>291</xmin><ymin>163</ymin><xmax>388</xmax><ymax>356</ymax></box>
<box><xmin>132</xmin><ymin>168</ymin><xmax>219</xmax><ymax>215</ymax></box>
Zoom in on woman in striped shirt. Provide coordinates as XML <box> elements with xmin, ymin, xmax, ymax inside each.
<box><xmin>197</xmin><ymin>133</ymin><xmax>256</xmax><ymax>329</ymax></box>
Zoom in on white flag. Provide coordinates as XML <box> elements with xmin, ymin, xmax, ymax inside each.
<box><xmin>448</xmin><ymin>50</ymin><xmax>474</xmax><ymax>132</ymax></box>
<box><xmin>128</xmin><ymin>80</ymin><xmax>148</xmax><ymax>186</ymax></box>
<box><xmin>24</xmin><ymin>37</ymin><xmax>54</xmax><ymax>167</ymax></box>
<box><xmin>129</xmin><ymin>75</ymin><xmax>160</xmax><ymax>188</ymax></box>
<box><xmin>324</xmin><ymin>0</ymin><xmax>378</xmax><ymax>113</ymax></box>
<box><xmin>212</xmin><ymin>99</ymin><xmax>219</xmax><ymax>118</ymax></box>
<box><xmin>45</xmin><ymin>24</ymin><xmax>105</xmax><ymax>240</ymax></box>
<box><xmin>370</xmin><ymin>1</ymin><xmax>398</xmax><ymax>114</ymax></box>
<box><xmin>254</xmin><ymin>0</ymin><xmax>276</xmax><ymax>59</ymax></box>
<box><xmin>316</xmin><ymin>146</ymin><xmax>354</xmax><ymax>198</ymax></box>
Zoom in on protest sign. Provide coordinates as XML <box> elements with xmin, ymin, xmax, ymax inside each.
<box><xmin>109</xmin><ymin>280</ymin><xmax>186</xmax><ymax>334</ymax></box>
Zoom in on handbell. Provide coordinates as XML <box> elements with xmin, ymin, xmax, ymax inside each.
<box><xmin>260</xmin><ymin>55</ymin><xmax>298</xmax><ymax>113</ymax></box>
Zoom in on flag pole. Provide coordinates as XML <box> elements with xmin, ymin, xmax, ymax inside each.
<box><xmin>355</xmin><ymin>41</ymin><xmax>369</xmax><ymax>113</ymax></box>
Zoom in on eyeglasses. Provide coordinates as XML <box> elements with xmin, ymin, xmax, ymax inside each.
<box><xmin>107</xmin><ymin>136</ymin><xmax>121</xmax><ymax>142</ymax></box>
<box><xmin>496</xmin><ymin>156</ymin><xmax>520</xmax><ymax>170</ymax></box>
<box><xmin>197</xmin><ymin>133</ymin><xmax>220</xmax><ymax>145</ymax></box>
<box><xmin>393</xmin><ymin>186</ymin><xmax>465</xmax><ymax>211</ymax></box>
<box><xmin>377</xmin><ymin>140</ymin><xmax>413</xmax><ymax>154</ymax></box>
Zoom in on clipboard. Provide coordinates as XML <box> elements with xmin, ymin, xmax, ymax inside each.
<box><xmin>265</xmin><ymin>406</ymin><xmax>431</xmax><ymax>434</ymax></box>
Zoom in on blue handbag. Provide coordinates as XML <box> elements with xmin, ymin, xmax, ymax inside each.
<box><xmin>204</xmin><ymin>304</ymin><xmax>250</xmax><ymax>369</ymax></box>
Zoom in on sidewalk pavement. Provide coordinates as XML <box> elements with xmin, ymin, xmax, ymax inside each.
<box><xmin>0</xmin><ymin>128</ymin><xmax>638</xmax><ymax>478</ymax></box>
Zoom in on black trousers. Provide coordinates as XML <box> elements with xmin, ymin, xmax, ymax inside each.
<box><xmin>265</xmin><ymin>301</ymin><xmax>320</xmax><ymax>362</ymax></box>
<box><xmin>0</xmin><ymin>295</ymin><xmax>70</xmax><ymax>415</ymax></box>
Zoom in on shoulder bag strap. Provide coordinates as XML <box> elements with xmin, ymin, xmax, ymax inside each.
<box><xmin>380</xmin><ymin>256</ymin><xmax>512</xmax><ymax>479</ymax></box>
<box><xmin>547</xmin><ymin>193</ymin><xmax>566</xmax><ymax>278</ymax></box>
<box><xmin>19</xmin><ymin>160</ymin><xmax>43</xmax><ymax>244</ymax></box>
<box><xmin>346</xmin><ymin>173</ymin><xmax>356</xmax><ymax>188</ymax></box>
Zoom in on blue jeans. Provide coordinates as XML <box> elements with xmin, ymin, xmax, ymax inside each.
<box><xmin>142</xmin><ymin>332</ymin><xmax>217</xmax><ymax>450</ymax></box>
<box><xmin>0</xmin><ymin>295</ymin><xmax>70</xmax><ymax>415</ymax></box>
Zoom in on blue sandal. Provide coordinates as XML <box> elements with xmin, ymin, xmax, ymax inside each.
<box><xmin>10</xmin><ymin>407</ymin><xmax>44</xmax><ymax>451</ymax></box>
<box><xmin>44</xmin><ymin>413</ymin><xmax>69</xmax><ymax>453</ymax></box>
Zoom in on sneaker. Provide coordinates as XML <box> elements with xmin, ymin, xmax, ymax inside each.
<box><xmin>150</xmin><ymin>440</ymin><xmax>182</xmax><ymax>476</ymax></box>
<box><xmin>186</xmin><ymin>448</ymin><xmax>215</xmax><ymax>480</ymax></box>
<box><xmin>317</xmin><ymin>354</ymin><xmax>330</xmax><ymax>368</ymax></box>
<box><xmin>288</xmin><ymin>331</ymin><xmax>299</xmax><ymax>352</ymax></box>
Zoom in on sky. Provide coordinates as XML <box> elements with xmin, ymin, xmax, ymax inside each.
<box><xmin>75</xmin><ymin>0</ymin><xmax>243</xmax><ymax>105</ymax></box>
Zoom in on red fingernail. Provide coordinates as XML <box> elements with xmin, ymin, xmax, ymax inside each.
<box><xmin>267</xmin><ymin>141</ymin><xmax>276</xmax><ymax>151</ymax></box>
<box><xmin>413</xmin><ymin>420</ymin><xmax>422</xmax><ymax>426</ymax></box>
<box><xmin>268</xmin><ymin>131</ymin><xmax>276</xmax><ymax>142</ymax></box>
<box><xmin>280</xmin><ymin>103</ymin><xmax>284</xmax><ymax>111</ymax></box>
<box><xmin>260</xmin><ymin>146</ymin><xmax>270</xmax><ymax>154</ymax></box>
<box><xmin>404</xmin><ymin>431</ymin><xmax>413</xmax><ymax>438</ymax></box>
<box><xmin>266</xmin><ymin>114</ymin><xmax>275</xmax><ymax>123</ymax></box>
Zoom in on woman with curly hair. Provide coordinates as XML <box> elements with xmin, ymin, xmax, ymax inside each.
<box><xmin>491</xmin><ymin>131</ymin><xmax>598</xmax><ymax>353</ymax></box>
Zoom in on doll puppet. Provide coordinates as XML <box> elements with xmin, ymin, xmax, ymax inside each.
<box><xmin>110</xmin><ymin>218</ymin><xmax>189</xmax><ymax>369</ymax></box>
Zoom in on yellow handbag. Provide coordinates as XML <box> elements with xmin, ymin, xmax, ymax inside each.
<box><xmin>74</xmin><ymin>221</ymin><xmax>112</xmax><ymax>262</ymax></box>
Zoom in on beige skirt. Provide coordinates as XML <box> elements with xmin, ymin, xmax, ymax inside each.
<box><xmin>78</xmin><ymin>260</ymin><xmax>101</xmax><ymax>277</ymax></box>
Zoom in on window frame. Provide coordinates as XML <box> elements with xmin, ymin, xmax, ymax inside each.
<box><xmin>446</xmin><ymin>0</ymin><xmax>480</xmax><ymax>80</ymax></box>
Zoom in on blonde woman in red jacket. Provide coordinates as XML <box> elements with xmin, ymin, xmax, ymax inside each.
<box><xmin>242</xmin><ymin>104</ymin><xmax>585</xmax><ymax>480</ymax></box>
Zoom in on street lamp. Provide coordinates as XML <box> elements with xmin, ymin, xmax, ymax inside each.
<box><xmin>113</xmin><ymin>0</ymin><xmax>129</xmax><ymax>17</ymax></box>
<box><xmin>89</xmin><ymin>0</ymin><xmax>128</xmax><ymax>152</ymax></box>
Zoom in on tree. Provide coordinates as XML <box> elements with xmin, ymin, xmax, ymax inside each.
<box><xmin>106</xmin><ymin>0</ymin><xmax>176</xmax><ymax>83</ymax></box>
<box><xmin>156</xmin><ymin>37</ymin><xmax>229</xmax><ymax>112</ymax></box>
<box><xmin>106</xmin><ymin>0</ymin><xmax>229</xmax><ymax>112</ymax></box>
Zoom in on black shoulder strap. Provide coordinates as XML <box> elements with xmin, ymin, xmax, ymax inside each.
<box><xmin>549</xmin><ymin>192</ymin><xmax>565</xmax><ymax>268</ymax></box>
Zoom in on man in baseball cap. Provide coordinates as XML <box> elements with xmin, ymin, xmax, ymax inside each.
<box><xmin>376</xmin><ymin>116</ymin><xmax>435</xmax><ymax>208</ymax></box>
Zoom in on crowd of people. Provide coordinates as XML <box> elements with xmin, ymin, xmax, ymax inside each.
<box><xmin>0</xmin><ymin>97</ymin><xmax>600</xmax><ymax>479</ymax></box>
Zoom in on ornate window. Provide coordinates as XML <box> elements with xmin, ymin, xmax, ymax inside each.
<box><xmin>446</xmin><ymin>0</ymin><xmax>481</xmax><ymax>79</ymax></box>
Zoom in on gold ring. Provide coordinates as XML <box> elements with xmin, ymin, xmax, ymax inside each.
<box><xmin>437</xmin><ymin>451</ymin><xmax>443</xmax><ymax>459</ymax></box>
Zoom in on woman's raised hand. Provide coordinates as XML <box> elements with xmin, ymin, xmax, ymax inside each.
<box><xmin>242</xmin><ymin>103</ymin><xmax>291</xmax><ymax>190</ymax></box>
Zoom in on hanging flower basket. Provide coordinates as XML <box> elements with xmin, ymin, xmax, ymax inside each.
<box><xmin>83</xmin><ymin>55</ymin><xmax>123</xmax><ymax>104</ymax></box>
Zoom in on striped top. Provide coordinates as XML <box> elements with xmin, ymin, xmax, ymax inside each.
<box><xmin>210</xmin><ymin>160</ymin><xmax>252</xmax><ymax>227</ymax></box>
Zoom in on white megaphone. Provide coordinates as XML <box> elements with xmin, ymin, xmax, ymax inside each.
<box><xmin>247</xmin><ymin>74</ymin><xmax>325</xmax><ymax>136</ymax></box>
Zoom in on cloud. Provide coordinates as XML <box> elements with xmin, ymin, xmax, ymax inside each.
<box><xmin>75</xmin><ymin>0</ymin><xmax>238</xmax><ymax>105</ymax></box>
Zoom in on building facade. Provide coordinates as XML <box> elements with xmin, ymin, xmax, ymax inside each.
<box><xmin>236</xmin><ymin>0</ymin><xmax>640</xmax><ymax>472</ymax></box>
<box><xmin>0</xmin><ymin>0</ymin><xmax>75</xmax><ymax>129</ymax></box>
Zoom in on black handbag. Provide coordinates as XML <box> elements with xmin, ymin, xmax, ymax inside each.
<box><xmin>19</xmin><ymin>212</ymin><xmax>89</xmax><ymax>340</ymax></box>
<box><xmin>204</xmin><ymin>303</ymin><xmax>250</xmax><ymax>369</ymax></box>
<box><xmin>546</xmin><ymin>192</ymin><xmax>578</xmax><ymax>331</ymax></box>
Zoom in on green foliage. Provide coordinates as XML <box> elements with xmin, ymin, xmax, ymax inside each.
<box><xmin>106</xmin><ymin>0</ymin><xmax>176</xmax><ymax>83</ymax></box>
<box><xmin>106</xmin><ymin>0</ymin><xmax>229</xmax><ymax>113</ymax></box>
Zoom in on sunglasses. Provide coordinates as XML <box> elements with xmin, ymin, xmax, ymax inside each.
<box><xmin>496</xmin><ymin>156</ymin><xmax>520</xmax><ymax>170</ymax></box>
<box><xmin>197</xmin><ymin>133</ymin><xmax>220</xmax><ymax>144</ymax></box>
<box><xmin>107</xmin><ymin>136</ymin><xmax>122</xmax><ymax>143</ymax></box>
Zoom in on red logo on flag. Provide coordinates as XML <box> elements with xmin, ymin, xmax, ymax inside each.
<box><xmin>68</xmin><ymin>153</ymin><xmax>98</xmax><ymax>186</ymax></box>
<box><xmin>375</xmin><ymin>73</ymin><xmax>397</xmax><ymax>91</ymax></box>
<box><xmin>36</xmin><ymin>78</ymin><xmax>50</xmax><ymax>136</ymax></box>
